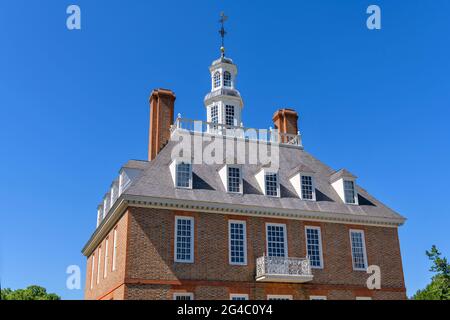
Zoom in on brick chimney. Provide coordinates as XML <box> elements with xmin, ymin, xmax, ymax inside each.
<box><xmin>272</xmin><ymin>108</ymin><xmax>299</xmax><ymax>135</ymax></box>
<box><xmin>148</xmin><ymin>89</ymin><xmax>176</xmax><ymax>161</ymax></box>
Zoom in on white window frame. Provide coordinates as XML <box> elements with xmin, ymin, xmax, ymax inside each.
<box><xmin>305</xmin><ymin>226</ymin><xmax>324</xmax><ymax>269</ymax></box>
<box><xmin>97</xmin><ymin>246</ymin><xmax>102</xmax><ymax>284</ymax></box>
<box><xmin>266</xmin><ymin>223</ymin><xmax>288</xmax><ymax>258</ymax></box>
<box><xmin>267</xmin><ymin>295</ymin><xmax>293</xmax><ymax>300</ymax></box>
<box><xmin>228</xmin><ymin>220</ymin><xmax>248</xmax><ymax>266</ymax></box>
<box><xmin>300</xmin><ymin>174</ymin><xmax>316</xmax><ymax>201</ymax></box>
<box><xmin>104</xmin><ymin>237</ymin><xmax>109</xmax><ymax>278</ymax></box>
<box><xmin>225</xmin><ymin>105</ymin><xmax>235</xmax><ymax>127</ymax></box>
<box><xmin>173</xmin><ymin>293</ymin><xmax>194</xmax><ymax>300</ymax></box>
<box><xmin>90</xmin><ymin>254</ymin><xmax>95</xmax><ymax>290</ymax></box>
<box><xmin>230</xmin><ymin>294</ymin><xmax>249</xmax><ymax>300</ymax></box>
<box><xmin>213</xmin><ymin>71</ymin><xmax>221</xmax><ymax>89</ymax></box>
<box><xmin>349</xmin><ymin>229</ymin><xmax>368</xmax><ymax>271</ymax></box>
<box><xmin>264</xmin><ymin>171</ymin><xmax>280</xmax><ymax>197</ymax></box>
<box><xmin>227</xmin><ymin>165</ymin><xmax>243</xmax><ymax>194</ymax></box>
<box><xmin>223</xmin><ymin>71</ymin><xmax>232</xmax><ymax>87</ymax></box>
<box><xmin>175</xmin><ymin>161</ymin><xmax>193</xmax><ymax>189</ymax></box>
<box><xmin>112</xmin><ymin>228</ymin><xmax>118</xmax><ymax>271</ymax></box>
<box><xmin>344</xmin><ymin>179</ymin><xmax>358</xmax><ymax>205</ymax></box>
<box><xmin>356</xmin><ymin>297</ymin><xmax>372</xmax><ymax>300</ymax></box>
<box><xmin>309</xmin><ymin>296</ymin><xmax>327</xmax><ymax>300</ymax></box>
<box><xmin>174</xmin><ymin>216</ymin><xmax>195</xmax><ymax>263</ymax></box>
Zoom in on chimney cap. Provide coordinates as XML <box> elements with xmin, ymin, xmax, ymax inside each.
<box><xmin>272</xmin><ymin>108</ymin><xmax>298</xmax><ymax>119</ymax></box>
<box><xmin>150</xmin><ymin>88</ymin><xmax>176</xmax><ymax>100</ymax></box>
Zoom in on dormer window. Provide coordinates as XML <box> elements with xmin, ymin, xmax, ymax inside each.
<box><xmin>330</xmin><ymin>169</ymin><xmax>359</xmax><ymax>205</ymax></box>
<box><xmin>224</xmin><ymin>71</ymin><xmax>232</xmax><ymax>87</ymax></box>
<box><xmin>255</xmin><ymin>169</ymin><xmax>280</xmax><ymax>197</ymax></box>
<box><xmin>176</xmin><ymin>162</ymin><xmax>192</xmax><ymax>189</ymax></box>
<box><xmin>170</xmin><ymin>160</ymin><xmax>193</xmax><ymax>189</ymax></box>
<box><xmin>213</xmin><ymin>71</ymin><xmax>221</xmax><ymax>88</ymax></box>
<box><xmin>301</xmin><ymin>175</ymin><xmax>315</xmax><ymax>200</ymax></box>
<box><xmin>290</xmin><ymin>168</ymin><xmax>316</xmax><ymax>201</ymax></box>
<box><xmin>344</xmin><ymin>180</ymin><xmax>357</xmax><ymax>204</ymax></box>
<box><xmin>265</xmin><ymin>172</ymin><xmax>279</xmax><ymax>197</ymax></box>
<box><xmin>228</xmin><ymin>166</ymin><xmax>242</xmax><ymax>193</ymax></box>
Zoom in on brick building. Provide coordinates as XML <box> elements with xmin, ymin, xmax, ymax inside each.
<box><xmin>82</xmin><ymin>37</ymin><xmax>406</xmax><ymax>301</ymax></box>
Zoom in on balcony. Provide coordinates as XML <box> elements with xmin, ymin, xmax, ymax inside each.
<box><xmin>256</xmin><ymin>256</ymin><xmax>314</xmax><ymax>283</ymax></box>
<box><xmin>171</xmin><ymin>117</ymin><xmax>302</xmax><ymax>147</ymax></box>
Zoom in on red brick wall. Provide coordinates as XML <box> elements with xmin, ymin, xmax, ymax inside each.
<box><xmin>84</xmin><ymin>206</ymin><xmax>406</xmax><ymax>300</ymax></box>
<box><xmin>84</xmin><ymin>211</ymin><xmax>130</xmax><ymax>300</ymax></box>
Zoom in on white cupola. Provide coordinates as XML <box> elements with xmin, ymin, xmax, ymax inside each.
<box><xmin>204</xmin><ymin>14</ymin><xmax>244</xmax><ymax>130</ymax></box>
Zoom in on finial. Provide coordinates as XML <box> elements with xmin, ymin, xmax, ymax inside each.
<box><xmin>219</xmin><ymin>12</ymin><xmax>228</xmax><ymax>57</ymax></box>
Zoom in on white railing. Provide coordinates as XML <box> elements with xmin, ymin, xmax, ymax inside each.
<box><xmin>256</xmin><ymin>256</ymin><xmax>313</xmax><ymax>281</ymax></box>
<box><xmin>170</xmin><ymin>117</ymin><xmax>302</xmax><ymax>147</ymax></box>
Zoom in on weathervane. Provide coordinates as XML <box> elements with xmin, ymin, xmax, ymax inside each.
<box><xmin>219</xmin><ymin>12</ymin><xmax>228</xmax><ymax>56</ymax></box>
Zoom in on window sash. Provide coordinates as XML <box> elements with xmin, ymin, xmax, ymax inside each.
<box><xmin>225</xmin><ymin>105</ymin><xmax>235</xmax><ymax>126</ymax></box>
<box><xmin>301</xmin><ymin>175</ymin><xmax>314</xmax><ymax>200</ymax></box>
<box><xmin>174</xmin><ymin>293</ymin><xmax>194</xmax><ymax>300</ymax></box>
<box><xmin>266</xmin><ymin>224</ymin><xmax>287</xmax><ymax>257</ymax></box>
<box><xmin>230</xmin><ymin>294</ymin><xmax>248</xmax><ymax>300</ymax></box>
<box><xmin>112</xmin><ymin>228</ymin><xmax>117</xmax><ymax>271</ymax></box>
<box><xmin>97</xmin><ymin>246</ymin><xmax>102</xmax><ymax>284</ymax></box>
<box><xmin>344</xmin><ymin>180</ymin><xmax>356</xmax><ymax>204</ymax></box>
<box><xmin>213</xmin><ymin>72</ymin><xmax>221</xmax><ymax>88</ymax></box>
<box><xmin>104</xmin><ymin>238</ymin><xmax>109</xmax><ymax>278</ymax></box>
<box><xmin>175</xmin><ymin>217</ymin><xmax>194</xmax><ymax>263</ymax></box>
<box><xmin>90</xmin><ymin>254</ymin><xmax>95</xmax><ymax>290</ymax></box>
<box><xmin>227</xmin><ymin>167</ymin><xmax>241</xmax><ymax>193</ymax></box>
<box><xmin>305</xmin><ymin>227</ymin><xmax>323</xmax><ymax>268</ymax></box>
<box><xmin>350</xmin><ymin>230</ymin><xmax>367</xmax><ymax>270</ymax></box>
<box><xmin>224</xmin><ymin>71</ymin><xmax>232</xmax><ymax>87</ymax></box>
<box><xmin>265</xmin><ymin>173</ymin><xmax>279</xmax><ymax>197</ymax></box>
<box><xmin>176</xmin><ymin>162</ymin><xmax>192</xmax><ymax>188</ymax></box>
<box><xmin>229</xmin><ymin>221</ymin><xmax>247</xmax><ymax>265</ymax></box>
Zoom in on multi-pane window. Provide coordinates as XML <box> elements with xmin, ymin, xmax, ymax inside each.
<box><xmin>301</xmin><ymin>175</ymin><xmax>314</xmax><ymax>200</ymax></box>
<box><xmin>227</xmin><ymin>166</ymin><xmax>241</xmax><ymax>193</ymax></box>
<box><xmin>305</xmin><ymin>227</ymin><xmax>323</xmax><ymax>268</ymax></box>
<box><xmin>97</xmin><ymin>246</ymin><xmax>102</xmax><ymax>284</ymax></box>
<box><xmin>230</xmin><ymin>294</ymin><xmax>248</xmax><ymax>300</ymax></box>
<box><xmin>211</xmin><ymin>105</ymin><xmax>218</xmax><ymax>124</ymax></box>
<box><xmin>174</xmin><ymin>293</ymin><xmax>193</xmax><ymax>300</ymax></box>
<box><xmin>225</xmin><ymin>105</ymin><xmax>235</xmax><ymax>126</ymax></box>
<box><xmin>213</xmin><ymin>71</ymin><xmax>221</xmax><ymax>88</ymax></box>
<box><xmin>175</xmin><ymin>217</ymin><xmax>194</xmax><ymax>263</ymax></box>
<box><xmin>344</xmin><ymin>180</ymin><xmax>356</xmax><ymax>204</ymax></box>
<box><xmin>90</xmin><ymin>254</ymin><xmax>95</xmax><ymax>290</ymax></box>
<box><xmin>224</xmin><ymin>71</ymin><xmax>232</xmax><ymax>87</ymax></box>
<box><xmin>350</xmin><ymin>230</ymin><xmax>367</xmax><ymax>270</ymax></box>
<box><xmin>229</xmin><ymin>221</ymin><xmax>247</xmax><ymax>265</ymax></box>
<box><xmin>266</xmin><ymin>224</ymin><xmax>287</xmax><ymax>257</ymax></box>
<box><xmin>112</xmin><ymin>228</ymin><xmax>117</xmax><ymax>271</ymax></box>
<box><xmin>265</xmin><ymin>172</ymin><xmax>279</xmax><ymax>197</ymax></box>
<box><xmin>267</xmin><ymin>295</ymin><xmax>292</xmax><ymax>300</ymax></box>
<box><xmin>176</xmin><ymin>162</ymin><xmax>192</xmax><ymax>188</ymax></box>
<box><xmin>104</xmin><ymin>238</ymin><xmax>109</xmax><ymax>278</ymax></box>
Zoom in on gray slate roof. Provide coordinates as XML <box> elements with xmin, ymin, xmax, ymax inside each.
<box><xmin>123</xmin><ymin>139</ymin><xmax>405</xmax><ymax>224</ymax></box>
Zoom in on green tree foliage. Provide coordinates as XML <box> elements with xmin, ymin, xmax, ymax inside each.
<box><xmin>1</xmin><ymin>285</ymin><xmax>60</xmax><ymax>300</ymax></box>
<box><xmin>413</xmin><ymin>245</ymin><xmax>450</xmax><ymax>300</ymax></box>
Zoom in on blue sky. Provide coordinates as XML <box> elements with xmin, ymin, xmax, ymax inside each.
<box><xmin>1</xmin><ymin>0</ymin><xmax>449</xmax><ymax>300</ymax></box>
